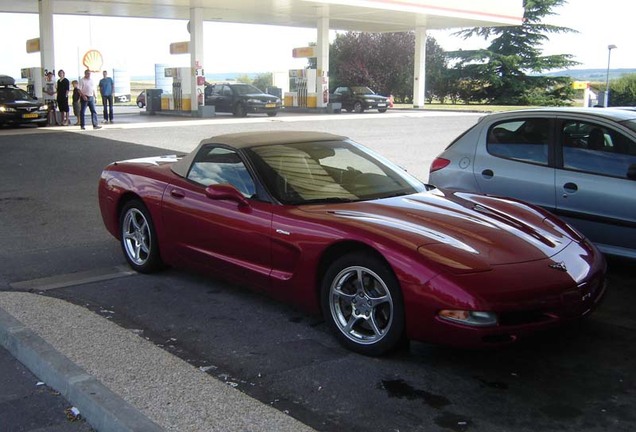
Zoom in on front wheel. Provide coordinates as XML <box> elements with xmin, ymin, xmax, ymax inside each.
<box><xmin>120</xmin><ymin>200</ymin><xmax>163</xmax><ymax>273</ymax></box>
<box><xmin>266</xmin><ymin>111</ymin><xmax>278</xmax><ymax>117</ymax></box>
<box><xmin>353</xmin><ymin>101</ymin><xmax>364</xmax><ymax>113</ymax></box>
<box><xmin>378</xmin><ymin>108</ymin><xmax>387</xmax><ymax>113</ymax></box>
<box><xmin>321</xmin><ymin>252</ymin><xmax>405</xmax><ymax>356</ymax></box>
<box><xmin>233</xmin><ymin>103</ymin><xmax>247</xmax><ymax>117</ymax></box>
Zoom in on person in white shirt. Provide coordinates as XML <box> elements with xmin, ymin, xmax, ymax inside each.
<box><xmin>77</xmin><ymin>69</ymin><xmax>101</xmax><ymax>130</ymax></box>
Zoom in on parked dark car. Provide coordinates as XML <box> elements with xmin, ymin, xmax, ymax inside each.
<box><xmin>330</xmin><ymin>86</ymin><xmax>389</xmax><ymax>113</ymax></box>
<box><xmin>0</xmin><ymin>75</ymin><xmax>48</xmax><ymax>127</ymax></box>
<box><xmin>429</xmin><ymin>108</ymin><xmax>636</xmax><ymax>259</ymax></box>
<box><xmin>98</xmin><ymin>131</ymin><xmax>606</xmax><ymax>356</ymax></box>
<box><xmin>204</xmin><ymin>83</ymin><xmax>281</xmax><ymax>117</ymax></box>
<box><xmin>136</xmin><ymin>91</ymin><xmax>146</xmax><ymax>108</ymax></box>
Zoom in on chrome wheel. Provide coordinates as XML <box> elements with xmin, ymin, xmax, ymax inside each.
<box><xmin>353</xmin><ymin>101</ymin><xmax>364</xmax><ymax>113</ymax></box>
<box><xmin>119</xmin><ymin>200</ymin><xmax>163</xmax><ymax>273</ymax></box>
<box><xmin>328</xmin><ymin>264</ymin><xmax>395</xmax><ymax>347</ymax></box>
<box><xmin>322</xmin><ymin>253</ymin><xmax>404</xmax><ymax>355</ymax></box>
<box><xmin>122</xmin><ymin>207</ymin><xmax>151</xmax><ymax>266</ymax></box>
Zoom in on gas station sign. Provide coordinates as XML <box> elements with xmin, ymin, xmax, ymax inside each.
<box><xmin>292</xmin><ymin>46</ymin><xmax>315</xmax><ymax>58</ymax></box>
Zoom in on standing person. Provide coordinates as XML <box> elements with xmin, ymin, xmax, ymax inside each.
<box><xmin>98</xmin><ymin>70</ymin><xmax>114</xmax><ymax>123</ymax></box>
<box><xmin>43</xmin><ymin>71</ymin><xmax>58</xmax><ymax>126</ymax></box>
<box><xmin>78</xmin><ymin>69</ymin><xmax>101</xmax><ymax>130</ymax></box>
<box><xmin>56</xmin><ymin>70</ymin><xmax>70</xmax><ymax>126</ymax></box>
<box><xmin>71</xmin><ymin>80</ymin><xmax>81</xmax><ymax>125</ymax></box>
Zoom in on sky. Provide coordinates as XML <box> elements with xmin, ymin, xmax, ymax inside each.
<box><xmin>0</xmin><ymin>0</ymin><xmax>632</xmax><ymax>80</ymax></box>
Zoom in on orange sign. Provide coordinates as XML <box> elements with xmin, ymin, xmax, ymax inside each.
<box><xmin>292</xmin><ymin>46</ymin><xmax>315</xmax><ymax>58</ymax></box>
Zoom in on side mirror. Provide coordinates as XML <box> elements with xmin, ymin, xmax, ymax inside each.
<box><xmin>205</xmin><ymin>184</ymin><xmax>249</xmax><ymax>207</ymax></box>
<box><xmin>627</xmin><ymin>163</ymin><xmax>636</xmax><ymax>181</ymax></box>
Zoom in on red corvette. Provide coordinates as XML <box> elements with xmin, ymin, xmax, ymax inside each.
<box><xmin>98</xmin><ymin>131</ymin><xmax>606</xmax><ymax>355</ymax></box>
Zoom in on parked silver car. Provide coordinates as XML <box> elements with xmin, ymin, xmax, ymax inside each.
<box><xmin>429</xmin><ymin>108</ymin><xmax>636</xmax><ymax>259</ymax></box>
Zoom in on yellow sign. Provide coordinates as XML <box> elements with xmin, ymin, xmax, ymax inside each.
<box><xmin>82</xmin><ymin>50</ymin><xmax>103</xmax><ymax>72</ymax></box>
<box><xmin>572</xmin><ymin>81</ymin><xmax>589</xmax><ymax>90</ymax></box>
<box><xmin>292</xmin><ymin>46</ymin><xmax>315</xmax><ymax>58</ymax></box>
<box><xmin>170</xmin><ymin>41</ymin><xmax>190</xmax><ymax>55</ymax></box>
<box><xmin>26</xmin><ymin>38</ymin><xmax>40</xmax><ymax>53</ymax></box>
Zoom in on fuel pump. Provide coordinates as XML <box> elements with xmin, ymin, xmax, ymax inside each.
<box><xmin>21</xmin><ymin>67</ymin><xmax>43</xmax><ymax>99</ymax></box>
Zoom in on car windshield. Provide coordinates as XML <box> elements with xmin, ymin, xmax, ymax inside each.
<box><xmin>246</xmin><ymin>140</ymin><xmax>425</xmax><ymax>205</ymax></box>
<box><xmin>232</xmin><ymin>84</ymin><xmax>264</xmax><ymax>95</ymax></box>
<box><xmin>351</xmin><ymin>86</ymin><xmax>374</xmax><ymax>94</ymax></box>
<box><xmin>0</xmin><ymin>87</ymin><xmax>33</xmax><ymax>103</ymax></box>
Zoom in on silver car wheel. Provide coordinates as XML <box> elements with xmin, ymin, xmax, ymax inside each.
<box><xmin>329</xmin><ymin>265</ymin><xmax>394</xmax><ymax>345</ymax></box>
<box><xmin>122</xmin><ymin>208</ymin><xmax>152</xmax><ymax>266</ymax></box>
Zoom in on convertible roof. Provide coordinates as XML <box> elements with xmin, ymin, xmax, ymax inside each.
<box><xmin>172</xmin><ymin>131</ymin><xmax>347</xmax><ymax>178</ymax></box>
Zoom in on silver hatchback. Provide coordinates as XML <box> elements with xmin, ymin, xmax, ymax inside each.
<box><xmin>429</xmin><ymin>108</ymin><xmax>636</xmax><ymax>259</ymax></box>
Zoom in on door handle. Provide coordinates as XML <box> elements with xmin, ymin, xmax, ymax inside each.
<box><xmin>481</xmin><ymin>169</ymin><xmax>494</xmax><ymax>179</ymax></box>
<box><xmin>562</xmin><ymin>182</ymin><xmax>578</xmax><ymax>196</ymax></box>
<box><xmin>170</xmin><ymin>189</ymin><xmax>185</xmax><ymax>199</ymax></box>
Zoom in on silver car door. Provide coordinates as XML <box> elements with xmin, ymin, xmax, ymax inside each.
<box><xmin>472</xmin><ymin>116</ymin><xmax>557</xmax><ymax>211</ymax></box>
<box><xmin>555</xmin><ymin>118</ymin><xmax>636</xmax><ymax>256</ymax></box>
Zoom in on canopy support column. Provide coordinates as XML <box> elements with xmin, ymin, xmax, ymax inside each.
<box><xmin>189</xmin><ymin>6</ymin><xmax>204</xmax><ymax>115</ymax></box>
<box><xmin>38</xmin><ymin>0</ymin><xmax>55</xmax><ymax>74</ymax></box>
<box><xmin>413</xmin><ymin>26</ymin><xmax>427</xmax><ymax>108</ymax></box>
<box><xmin>316</xmin><ymin>16</ymin><xmax>329</xmax><ymax>109</ymax></box>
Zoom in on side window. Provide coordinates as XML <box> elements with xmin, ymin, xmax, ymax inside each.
<box><xmin>187</xmin><ymin>147</ymin><xmax>256</xmax><ymax>198</ymax></box>
<box><xmin>486</xmin><ymin>118</ymin><xmax>550</xmax><ymax>165</ymax></box>
<box><xmin>222</xmin><ymin>86</ymin><xmax>233</xmax><ymax>97</ymax></box>
<box><xmin>561</xmin><ymin>120</ymin><xmax>636</xmax><ymax>178</ymax></box>
<box><xmin>210</xmin><ymin>85</ymin><xmax>221</xmax><ymax>96</ymax></box>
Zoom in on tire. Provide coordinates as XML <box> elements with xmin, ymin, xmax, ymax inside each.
<box><xmin>137</xmin><ymin>101</ymin><xmax>144</xmax><ymax>108</ymax></box>
<box><xmin>266</xmin><ymin>111</ymin><xmax>278</xmax><ymax>117</ymax></box>
<box><xmin>233</xmin><ymin>103</ymin><xmax>247</xmax><ymax>117</ymax></box>
<box><xmin>321</xmin><ymin>252</ymin><xmax>405</xmax><ymax>356</ymax></box>
<box><xmin>353</xmin><ymin>101</ymin><xmax>364</xmax><ymax>113</ymax></box>
<box><xmin>378</xmin><ymin>108</ymin><xmax>387</xmax><ymax>113</ymax></box>
<box><xmin>120</xmin><ymin>200</ymin><xmax>163</xmax><ymax>273</ymax></box>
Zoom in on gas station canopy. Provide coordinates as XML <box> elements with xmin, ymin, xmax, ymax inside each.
<box><xmin>0</xmin><ymin>0</ymin><xmax>523</xmax><ymax>32</ymax></box>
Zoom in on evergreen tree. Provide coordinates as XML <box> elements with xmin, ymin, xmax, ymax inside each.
<box><xmin>449</xmin><ymin>0</ymin><xmax>578</xmax><ymax>105</ymax></box>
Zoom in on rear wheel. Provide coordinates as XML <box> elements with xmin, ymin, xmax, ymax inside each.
<box><xmin>321</xmin><ymin>252</ymin><xmax>405</xmax><ymax>356</ymax></box>
<box><xmin>120</xmin><ymin>200</ymin><xmax>163</xmax><ymax>273</ymax></box>
<box><xmin>353</xmin><ymin>101</ymin><xmax>364</xmax><ymax>113</ymax></box>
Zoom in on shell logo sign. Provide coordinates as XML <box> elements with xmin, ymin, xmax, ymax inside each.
<box><xmin>82</xmin><ymin>50</ymin><xmax>104</xmax><ymax>72</ymax></box>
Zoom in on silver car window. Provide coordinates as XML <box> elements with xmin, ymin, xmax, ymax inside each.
<box><xmin>561</xmin><ymin>120</ymin><xmax>636</xmax><ymax>179</ymax></box>
<box><xmin>486</xmin><ymin>119</ymin><xmax>549</xmax><ymax>166</ymax></box>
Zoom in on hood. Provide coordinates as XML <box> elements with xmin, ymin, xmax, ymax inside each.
<box><xmin>5</xmin><ymin>100</ymin><xmax>41</xmax><ymax>108</ymax></box>
<box><xmin>243</xmin><ymin>93</ymin><xmax>278</xmax><ymax>101</ymax></box>
<box><xmin>300</xmin><ymin>190</ymin><xmax>575</xmax><ymax>268</ymax></box>
<box><xmin>357</xmin><ymin>94</ymin><xmax>387</xmax><ymax>101</ymax></box>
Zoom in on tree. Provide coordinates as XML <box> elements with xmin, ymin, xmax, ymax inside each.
<box><xmin>252</xmin><ymin>73</ymin><xmax>273</xmax><ymax>92</ymax></box>
<box><xmin>448</xmin><ymin>0</ymin><xmax>578</xmax><ymax>105</ymax></box>
<box><xmin>610</xmin><ymin>74</ymin><xmax>636</xmax><ymax>106</ymax></box>
<box><xmin>329</xmin><ymin>31</ymin><xmax>447</xmax><ymax>102</ymax></box>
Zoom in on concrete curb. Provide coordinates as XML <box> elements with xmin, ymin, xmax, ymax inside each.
<box><xmin>0</xmin><ymin>306</ymin><xmax>163</xmax><ymax>432</ymax></box>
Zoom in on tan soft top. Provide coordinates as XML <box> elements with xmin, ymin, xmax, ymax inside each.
<box><xmin>171</xmin><ymin>131</ymin><xmax>346</xmax><ymax>178</ymax></box>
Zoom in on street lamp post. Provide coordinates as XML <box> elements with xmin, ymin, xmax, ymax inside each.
<box><xmin>605</xmin><ymin>44</ymin><xmax>617</xmax><ymax>107</ymax></box>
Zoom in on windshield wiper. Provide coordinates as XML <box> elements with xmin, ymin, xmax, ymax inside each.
<box><xmin>296</xmin><ymin>197</ymin><xmax>358</xmax><ymax>205</ymax></box>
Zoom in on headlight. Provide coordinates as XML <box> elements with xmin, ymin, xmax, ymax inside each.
<box><xmin>246</xmin><ymin>99</ymin><xmax>262</xmax><ymax>104</ymax></box>
<box><xmin>438</xmin><ymin>310</ymin><xmax>498</xmax><ymax>327</ymax></box>
<box><xmin>365</xmin><ymin>98</ymin><xmax>374</xmax><ymax>103</ymax></box>
<box><xmin>0</xmin><ymin>106</ymin><xmax>16</xmax><ymax>113</ymax></box>
<box><xmin>39</xmin><ymin>105</ymin><xmax>48</xmax><ymax>112</ymax></box>
<box><xmin>275</xmin><ymin>98</ymin><xmax>281</xmax><ymax>103</ymax></box>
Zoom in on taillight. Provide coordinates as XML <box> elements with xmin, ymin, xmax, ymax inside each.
<box><xmin>429</xmin><ymin>157</ymin><xmax>450</xmax><ymax>173</ymax></box>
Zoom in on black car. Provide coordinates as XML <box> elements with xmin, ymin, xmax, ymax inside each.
<box><xmin>330</xmin><ymin>86</ymin><xmax>389</xmax><ymax>113</ymax></box>
<box><xmin>204</xmin><ymin>83</ymin><xmax>281</xmax><ymax>117</ymax></box>
<box><xmin>0</xmin><ymin>75</ymin><xmax>48</xmax><ymax>127</ymax></box>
